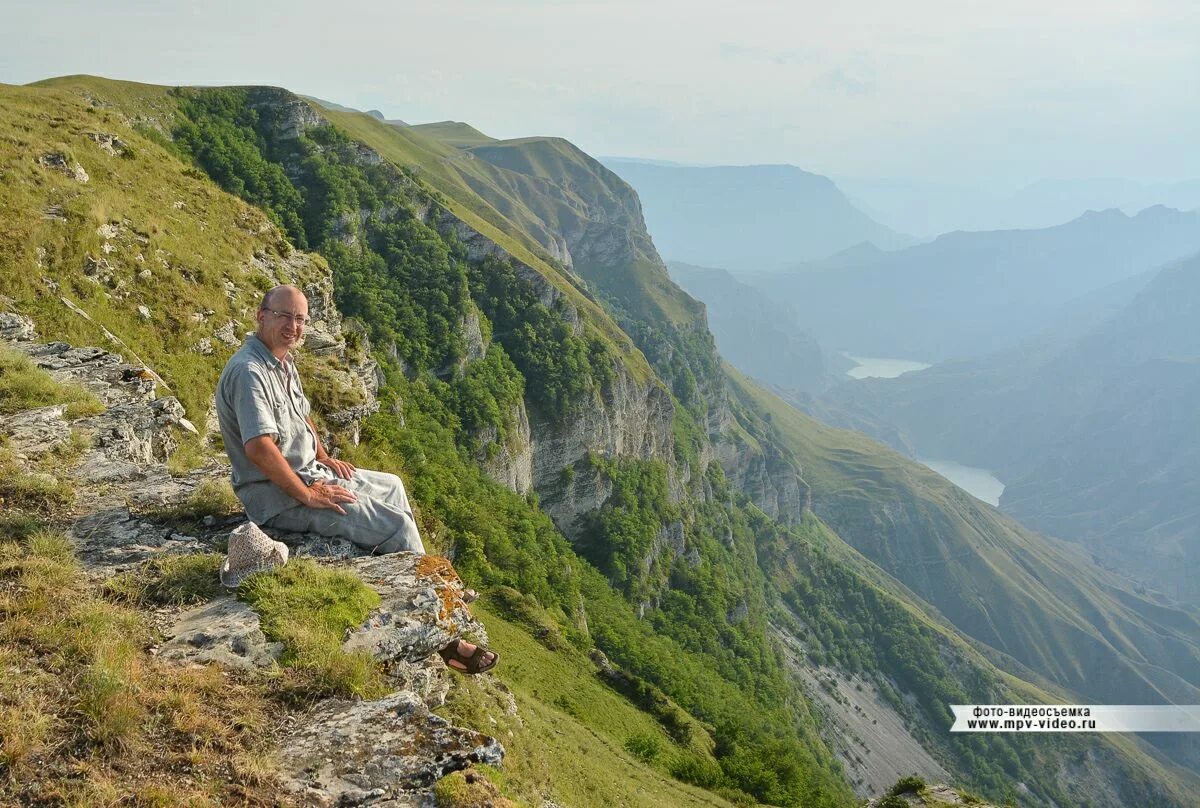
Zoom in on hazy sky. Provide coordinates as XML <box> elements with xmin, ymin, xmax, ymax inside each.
<box><xmin>5</xmin><ymin>1</ymin><xmax>1200</xmax><ymax>186</ymax></box>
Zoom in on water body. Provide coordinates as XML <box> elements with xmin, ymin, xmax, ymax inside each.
<box><xmin>919</xmin><ymin>458</ymin><xmax>1005</xmax><ymax>507</ymax></box>
<box><xmin>844</xmin><ymin>354</ymin><xmax>932</xmax><ymax>379</ymax></box>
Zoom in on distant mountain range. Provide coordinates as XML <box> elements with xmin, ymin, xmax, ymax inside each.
<box><xmin>839</xmin><ymin>176</ymin><xmax>1200</xmax><ymax>239</ymax></box>
<box><xmin>602</xmin><ymin>159</ymin><xmax>913</xmax><ymax>271</ymax></box>
<box><xmin>751</xmin><ymin>206</ymin><xmax>1200</xmax><ymax>362</ymax></box>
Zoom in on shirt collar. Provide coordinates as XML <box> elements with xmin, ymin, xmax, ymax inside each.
<box><xmin>245</xmin><ymin>333</ymin><xmax>289</xmax><ymax>370</ymax></box>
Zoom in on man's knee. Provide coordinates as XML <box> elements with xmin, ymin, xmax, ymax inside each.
<box><xmin>345</xmin><ymin>497</ymin><xmax>423</xmax><ymax>555</ymax></box>
<box><xmin>373</xmin><ymin>529</ymin><xmax>424</xmax><ymax>555</ymax></box>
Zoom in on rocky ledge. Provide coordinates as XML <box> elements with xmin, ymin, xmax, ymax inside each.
<box><xmin>0</xmin><ymin>312</ymin><xmax>503</xmax><ymax>806</ymax></box>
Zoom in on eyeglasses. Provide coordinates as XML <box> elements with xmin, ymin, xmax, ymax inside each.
<box><xmin>263</xmin><ymin>308</ymin><xmax>310</xmax><ymax>326</ymax></box>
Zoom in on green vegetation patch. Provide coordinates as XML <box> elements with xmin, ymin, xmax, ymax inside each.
<box><xmin>238</xmin><ymin>558</ymin><xmax>387</xmax><ymax>700</ymax></box>
<box><xmin>0</xmin><ymin>346</ymin><xmax>104</xmax><ymax>417</ymax></box>
<box><xmin>888</xmin><ymin>774</ymin><xmax>926</xmax><ymax>796</ymax></box>
<box><xmin>439</xmin><ymin>602</ymin><xmax>734</xmax><ymax>808</ymax></box>
<box><xmin>103</xmin><ymin>551</ymin><xmax>224</xmax><ymax>607</ymax></box>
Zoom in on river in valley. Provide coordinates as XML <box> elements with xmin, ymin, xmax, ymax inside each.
<box><xmin>841</xmin><ymin>355</ymin><xmax>1004</xmax><ymax>505</ymax></box>
<box><xmin>843</xmin><ymin>354</ymin><xmax>932</xmax><ymax>379</ymax></box>
<box><xmin>917</xmin><ymin>457</ymin><xmax>1005</xmax><ymax>506</ymax></box>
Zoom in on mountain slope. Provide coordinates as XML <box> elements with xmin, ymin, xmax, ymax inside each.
<box><xmin>824</xmin><ymin>253</ymin><xmax>1200</xmax><ymax>607</ymax></box>
<box><xmin>451</xmin><ymin>113</ymin><xmax>1200</xmax><ymax>798</ymax></box>
<box><xmin>602</xmin><ymin>159</ymin><xmax>911</xmax><ymax>271</ymax></box>
<box><xmin>727</xmin><ymin>365</ymin><xmax>1200</xmax><ymax>716</ymax></box>
<box><xmin>10</xmin><ymin>75</ymin><xmax>855</xmax><ymax>807</ymax></box>
<box><xmin>668</xmin><ymin>260</ymin><xmax>847</xmax><ymax>394</ymax></box>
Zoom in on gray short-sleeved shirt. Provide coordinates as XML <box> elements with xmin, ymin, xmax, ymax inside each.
<box><xmin>215</xmin><ymin>334</ymin><xmax>331</xmax><ymax>523</ymax></box>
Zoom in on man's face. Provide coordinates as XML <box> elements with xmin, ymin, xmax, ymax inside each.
<box><xmin>256</xmin><ymin>288</ymin><xmax>310</xmax><ymax>356</ymax></box>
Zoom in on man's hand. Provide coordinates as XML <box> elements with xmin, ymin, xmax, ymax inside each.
<box><xmin>320</xmin><ymin>456</ymin><xmax>357</xmax><ymax>479</ymax></box>
<box><xmin>305</xmin><ymin>481</ymin><xmax>357</xmax><ymax>515</ymax></box>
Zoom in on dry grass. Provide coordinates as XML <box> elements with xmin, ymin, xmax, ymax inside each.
<box><xmin>0</xmin><ymin>446</ymin><xmax>76</xmax><ymax>515</ymax></box>
<box><xmin>103</xmin><ymin>552</ymin><xmax>225</xmax><ymax>607</ymax></box>
<box><xmin>136</xmin><ymin>478</ymin><xmax>243</xmax><ymax>526</ymax></box>
<box><xmin>0</xmin><ymin>527</ymin><xmax>289</xmax><ymax>805</ymax></box>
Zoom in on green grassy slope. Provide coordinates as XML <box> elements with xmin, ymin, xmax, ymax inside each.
<box><xmin>409</xmin><ymin>120</ymin><xmax>497</xmax><ymax>147</ymax></box>
<box><xmin>0</xmin><ymin>80</ymin><xmax>324</xmax><ymax>423</ymax></box>
<box><xmin>727</xmin><ymin>364</ymin><xmax>1200</xmax><ymax>710</ymax></box>
<box><xmin>440</xmin><ymin>602</ymin><xmax>737</xmax><ymax>808</ymax></box>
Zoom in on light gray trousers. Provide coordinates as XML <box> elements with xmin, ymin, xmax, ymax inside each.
<box><xmin>265</xmin><ymin>468</ymin><xmax>425</xmax><ymax>555</ymax></box>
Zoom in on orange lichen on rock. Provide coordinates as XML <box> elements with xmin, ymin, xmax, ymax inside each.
<box><xmin>416</xmin><ymin>554</ymin><xmax>467</xmax><ymax>622</ymax></box>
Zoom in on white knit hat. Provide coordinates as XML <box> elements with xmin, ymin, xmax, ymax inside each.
<box><xmin>219</xmin><ymin>522</ymin><xmax>290</xmax><ymax>587</ymax></box>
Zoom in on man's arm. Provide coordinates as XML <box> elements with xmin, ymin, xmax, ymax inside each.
<box><xmin>307</xmin><ymin>416</ymin><xmax>356</xmax><ymax>479</ymax></box>
<box><xmin>244</xmin><ymin>435</ymin><xmax>357</xmax><ymax>514</ymax></box>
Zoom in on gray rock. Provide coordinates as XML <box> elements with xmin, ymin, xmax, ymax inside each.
<box><xmin>86</xmin><ymin>133</ymin><xmax>128</xmax><ymax>156</ymax></box>
<box><xmin>279</xmin><ymin>690</ymin><xmax>503</xmax><ymax>806</ymax></box>
<box><xmin>69</xmin><ymin>505</ymin><xmax>208</xmax><ymax>571</ymax></box>
<box><xmin>0</xmin><ymin>404</ymin><xmax>71</xmax><ymax>458</ymax></box>
<box><xmin>213</xmin><ymin>321</ymin><xmax>241</xmax><ymax>346</ymax></box>
<box><xmin>475</xmin><ymin>399</ymin><xmax>533</xmax><ymax>496</ymax></box>
<box><xmin>159</xmin><ymin>596</ymin><xmax>283</xmax><ymax>670</ymax></box>
<box><xmin>37</xmin><ymin>152</ymin><xmax>88</xmax><ymax>182</ymax></box>
<box><xmin>299</xmin><ymin>326</ymin><xmax>342</xmax><ymax>356</ymax></box>
<box><xmin>0</xmin><ymin>312</ymin><xmax>35</xmax><ymax>341</ymax></box>
<box><xmin>343</xmin><ymin>553</ymin><xmax>483</xmax><ymax>666</ymax></box>
<box><xmin>530</xmin><ymin>365</ymin><xmax>675</xmax><ymax>543</ymax></box>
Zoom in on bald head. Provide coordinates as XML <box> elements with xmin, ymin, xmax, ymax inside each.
<box><xmin>260</xmin><ymin>285</ymin><xmax>306</xmax><ymax>313</ymax></box>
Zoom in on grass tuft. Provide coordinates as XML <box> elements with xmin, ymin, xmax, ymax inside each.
<box><xmin>0</xmin><ymin>447</ymin><xmax>76</xmax><ymax>514</ymax></box>
<box><xmin>138</xmin><ymin>478</ymin><xmax>243</xmax><ymax>525</ymax></box>
<box><xmin>238</xmin><ymin>558</ymin><xmax>387</xmax><ymax>700</ymax></box>
<box><xmin>0</xmin><ymin>528</ymin><xmax>284</xmax><ymax>802</ymax></box>
<box><xmin>434</xmin><ymin>767</ymin><xmax>523</xmax><ymax>808</ymax></box>
<box><xmin>0</xmin><ymin>513</ymin><xmax>45</xmax><ymax>541</ymax></box>
<box><xmin>103</xmin><ymin>552</ymin><xmax>224</xmax><ymax>607</ymax></box>
<box><xmin>0</xmin><ymin>346</ymin><xmax>104</xmax><ymax>417</ymax></box>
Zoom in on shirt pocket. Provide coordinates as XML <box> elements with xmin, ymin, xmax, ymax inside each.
<box><xmin>271</xmin><ymin>400</ymin><xmax>292</xmax><ymax>444</ymax></box>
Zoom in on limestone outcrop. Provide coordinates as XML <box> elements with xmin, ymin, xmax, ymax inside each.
<box><xmin>0</xmin><ymin>314</ymin><xmax>503</xmax><ymax>805</ymax></box>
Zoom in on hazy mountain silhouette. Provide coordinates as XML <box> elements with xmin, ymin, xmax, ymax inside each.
<box><xmin>839</xmin><ymin>176</ymin><xmax>1200</xmax><ymax>238</ymax></box>
<box><xmin>667</xmin><ymin>261</ymin><xmax>847</xmax><ymax>393</ymax></box>
<box><xmin>602</xmin><ymin>159</ymin><xmax>912</xmax><ymax>272</ymax></box>
<box><xmin>754</xmin><ymin>206</ymin><xmax>1200</xmax><ymax>362</ymax></box>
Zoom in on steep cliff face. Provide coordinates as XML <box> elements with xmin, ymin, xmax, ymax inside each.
<box><xmin>460</xmin><ymin>133</ymin><xmax>807</xmax><ymax>522</ymax></box>
<box><xmin>241</xmin><ymin>90</ymin><xmax>680</xmax><ymax>541</ymax></box>
<box><xmin>530</xmin><ymin>370</ymin><xmax>675</xmax><ymax>540</ymax></box>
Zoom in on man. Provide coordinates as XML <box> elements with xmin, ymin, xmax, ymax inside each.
<box><xmin>216</xmin><ymin>285</ymin><xmax>497</xmax><ymax>674</ymax></box>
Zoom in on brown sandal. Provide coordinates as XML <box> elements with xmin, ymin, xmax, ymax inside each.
<box><xmin>439</xmin><ymin>638</ymin><xmax>499</xmax><ymax>674</ymax></box>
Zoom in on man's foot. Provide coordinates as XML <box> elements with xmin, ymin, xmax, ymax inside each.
<box><xmin>439</xmin><ymin>638</ymin><xmax>499</xmax><ymax>674</ymax></box>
